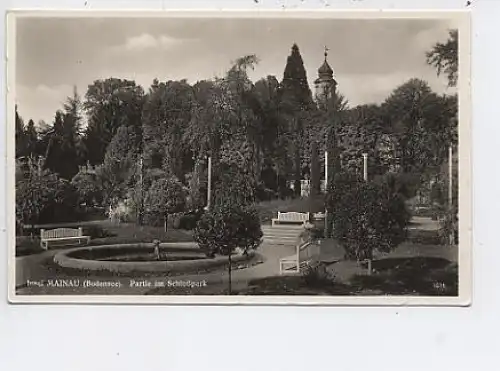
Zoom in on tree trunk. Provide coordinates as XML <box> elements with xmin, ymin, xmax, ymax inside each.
<box><xmin>164</xmin><ymin>213</ymin><xmax>168</xmax><ymax>233</ymax></box>
<box><xmin>228</xmin><ymin>252</ymin><xmax>232</xmax><ymax>295</ymax></box>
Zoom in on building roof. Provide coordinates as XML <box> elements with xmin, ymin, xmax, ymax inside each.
<box><xmin>315</xmin><ymin>48</ymin><xmax>335</xmax><ymax>83</ymax></box>
<box><xmin>318</xmin><ymin>59</ymin><xmax>333</xmax><ymax>76</ymax></box>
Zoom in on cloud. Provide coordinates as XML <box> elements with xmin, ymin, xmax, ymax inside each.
<box><xmin>337</xmin><ymin>70</ymin><xmax>451</xmax><ymax>107</ymax></box>
<box><xmin>16</xmin><ymin>84</ymin><xmax>75</xmax><ymax>125</ymax></box>
<box><xmin>34</xmin><ymin>84</ymin><xmax>73</xmax><ymax>99</ymax></box>
<box><xmin>114</xmin><ymin>33</ymin><xmax>192</xmax><ymax>52</ymax></box>
<box><xmin>413</xmin><ymin>26</ymin><xmax>453</xmax><ymax>52</ymax></box>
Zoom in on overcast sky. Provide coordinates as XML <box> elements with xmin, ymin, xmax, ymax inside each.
<box><xmin>15</xmin><ymin>16</ymin><xmax>457</xmax><ymax>125</ymax></box>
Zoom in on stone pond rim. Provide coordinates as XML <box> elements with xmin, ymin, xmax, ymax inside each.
<box><xmin>52</xmin><ymin>242</ymin><xmax>256</xmax><ymax>274</ymax></box>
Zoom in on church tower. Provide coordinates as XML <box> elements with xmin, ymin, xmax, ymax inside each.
<box><xmin>314</xmin><ymin>47</ymin><xmax>337</xmax><ymax>106</ymax></box>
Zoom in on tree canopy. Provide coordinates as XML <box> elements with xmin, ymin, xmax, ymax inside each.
<box><xmin>15</xmin><ymin>40</ymin><xmax>458</xmax><ymax>228</ymax></box>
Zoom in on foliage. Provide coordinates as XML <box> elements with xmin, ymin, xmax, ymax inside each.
<box><xmin>193</xmin><ymin>204</ymin><xmax>263</xmax><ymax>257</ymax></box>
<box><xmin>143</xmin><ymin>176</ymin><xmax>187</xmax><ymax>228</ymax></box>
<box><xmin>71</xmin><ymin>169</ymin><xmax>103</xmax><ymax>206</ymax></box>
<box><xmin>142</xmin><ymin>79</ymin><xmax>196</xmax><ymax>178</ymax></box>
<box><xmin>15</xmin><ymin>105</ymin><xmax>25</xmax><ymax>158</ymax></box>
<box><xmin>325</xmin><ymin>171</ymin><xmax>363</xmax><ymax>238</ymax></box>
<box><xmin>309</xmin><ymin>140</ymin><xmax>320</xmax><ymax>195</ymax></box>
<box><xmin>14</xmin><ymin>35</ymin><xmax>461</xmax><ymax>235</ymax></box>
<box><xmin>43</xmin><ymin>89</ymin><xmax>86</xmax><ymax>180</ymax></box>
<box><xmin>84</xmin><ymin>78</ymin><xmax>144</xmax><ymax>165</ymax></box>
<box><xmin>16</xmin><ymin>158</ymin><xmax>80</xmax><ymax>225</ymax></box>
<box><xmin>331</xmin><ymin>177</ymin><xmax>411</xmax><ymax>261</ymax></box>
<box><xmin>185</xmin><ymin>159</ymin><xmax>207</xmax><ymax>210</ymax></box>
<box><xmin>350</xmin><ymin>258</ymin><xmax>458</xmax><ymax>296</ymax></box>
<box><xmin>179</xmin><ymin>209</ymin><xmax>206</xmax><ymax>230</ymax></box>
<box><xmin>382</xmin><ymin>79</ymin><xmax>457</xmax><ymax>175</ymax></box>
<box><xmin>278</xmin><ymin>44</ymin><xmax>316</xmax><ymax>195</ymax></box>
<box><xmin>426</xmin><ymin>30</ymin><xmax>458</xmax><ymax>87</ymax></box>
<box><xmin>212</xmin><ymin>163</ymin><xmax>257</xmax><ymax>209</ymax></box>
<box><xmin>439</xmin><ymin>204</ymin><xmax>459</xmax><ymax>245</ymax></box>
<box><xmin>302</xmin><ymin>262</ymin><xmax>336</xmax><ymax>288</ymax></box>
<box><xmin>95</xmin><ymin>125</ymin><xmax>140</xmax><ymax>207</ymax></box>
<box><xmin>374</xmin><ymin>172</ymin><xmax>422</xmax><ymax>201</ymax></box>
<box><xmin>16</xmin><ymin>159</ymin><xmax>56</xmax><ymax>226</ymax></box>
<box><xmin>336</xmin><ymin>104</ymin><xmax>387</xmax><ymax>176</ymax></box>
<box><xmin>194</xmin><ymin>204</ymin><xmax>262</xmax><ymax>293</ymax></box>
<box><xmin>326</xmin><ymin>171</ymin><xmax>363</xmax><ymax>211</ymax></box>
<box><xmin>278</xmin><ymin>43</ymin><xmax>314</xmax><ymax>112</ymax></box>
<box><xmin>81</xmin><ymin>225</ymin><xmax>115</xmax><ymax>239</ymax></box>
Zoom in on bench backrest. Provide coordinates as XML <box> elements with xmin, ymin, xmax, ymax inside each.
<box><xmin>277</xmin><ymin>211</ymin><xmax>310</xmax><ymax>222</ymax></box>
<box><xmin>41</xmin><ymin>227</ymin><xmax>82</xmax><ymax>239</ymax></box>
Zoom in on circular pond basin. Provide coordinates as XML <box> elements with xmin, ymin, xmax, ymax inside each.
<box><xmin>53</xmin><ymin>243</ymin><xmax>254</xmax><ymax>274</ymax></box>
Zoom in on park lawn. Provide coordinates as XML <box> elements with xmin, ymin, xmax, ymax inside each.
<box><xmin>16</xmin><ymin>221</ymin><xmax>194</xmax><ymax>257</ymax></box>
<box><xmin>240</xmin><ymin>256</ymin><xmax>457</xmax><ymax>296</ymax></box>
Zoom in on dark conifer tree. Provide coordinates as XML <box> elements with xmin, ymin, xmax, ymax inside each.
<box><xmin>278</xmin><ymin>43</ymin><xmax>315</xmax><ymax>196</ymax></box>
<box><xmin>25</xmin><ymin>119</ymin><xmax>39</xmax><ymax>157</ymax></box>
<box><xmin>15</xmin><ymin>105</ymin><xmax>26</xmax><ymax>158</ymax></box>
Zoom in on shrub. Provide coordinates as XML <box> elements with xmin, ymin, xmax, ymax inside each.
<box><xmin>82</xmin><ymin>225</ymin><xmax>115</xmax><ymax>239</ymax></box>
<box><xmin>17</xmin><ymin>169</ymin><xmax>81</xmax><ymax>225</ymax></box>
<box><xmin>325</xmin><ymin>171</ymin><xmax>362</xmax><ymax>237</ymax></box>
<box><xmin>194</xmin><ymin>204</ymin><xmax>263</xmax><ymax>294</ymax></box>
<box><xmin>439</xmin><ymin>204</ymin><xmax>458</xmax><ymax>245</ymax></box>
<box><xmin>71</xmin><ymin>171</ymin><xmax>103</xmax><ymax>207</ymax></box>
<box><xmin>179</xmin><ymin>209</ymin><xmax>205</xmax><ymax>230</ymax></box>
<box><xmin>143</xmin><ymin>176</ymin><xmax>187</xmax><ymax>230</ymax></box>
<box><xmin>212</xmin><ymin>163</ymin><xmax>256</xmax><ymax>208</ymax></box>
<box><xmin>194</xmin><ymin>205</ymin><xmax>263</xmax><ymax>257</ymax></box>
<box><xmin>331</xmin><ymin>176</ymin><xmax>411</xmax><ymax>261</ymax></box>
<box><xmin>302</xmin><ymin>263</ymin><xmax>336</xmax><ymax>287</ymax></box>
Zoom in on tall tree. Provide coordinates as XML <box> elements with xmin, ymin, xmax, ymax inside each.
<box><xmin>185</xmin><ymin>56</ymin><xmax>262</xmax><ymax>202</ymax></box>
<box><xmin>95</xmin><ymin>125</ymin><xmax>140</xmax><ymax>207</ymax></box>
<box><xmin>253</xmin><ymin>75</ymin><xmax>290</xmax><ymax>195</ymax></box>
<box><xmin>142</xmin><ymin>79</ymin><xmax>196</xmax><ymax>181</ymax></box>
<box><xmin>426</xmin><ymin>30</ymin><xmax>458</xmax><ymax>88</ymax></box>
<box><xmin>278</xmin><ymin>44</ymin><xmax>315</xmax><ymax>196</ymax></box>
<box><xmin>44</xmin><ymin>111</ymin><xmax>75</xmax><ymax>179</ymax></box>
<box><xmin>279</xmin><ymin>44</ymin><xmax>314</xmax><ymax>111</ymax></box>
<box><xmin>337</xmin><ymin>103</ymin><xmax>387</xmax><ymax>176</ymax></box>
<box><xmin>44</xmin><ymin>90</ymin><xmax>85</xmax><ymax>180</ymax></box>
<box><xmin>321</xmin><ymin>92</ymin><xmax>349</xmax><ymax>187</ymax></box>
<box><xmin>84</xmin><ymin>78</ymin><xmax>144</xmax><ymax>165</ymax></box>
<box><xmin>24</xmin><ymin>119</ymin><xmax>39</xmax><ymax>158</ymax></box>
<box><xmin>382</xmin><ymin>79</ymin><xmax>454</xmax><ymax>175</ymax></box>
<box><xmin>15</xmin><ymin>105</ymin><xmax>26</xmax><ymax>158</ymax></box>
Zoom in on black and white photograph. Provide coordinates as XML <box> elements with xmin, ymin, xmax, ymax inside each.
<box><xmin>7</xmin><ymin>11</ymin><xmax>471</xmax><ymax>304</ymax></box>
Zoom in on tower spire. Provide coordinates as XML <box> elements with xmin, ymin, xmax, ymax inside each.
<box><xmin>314</xmin><ymin>45</ymin><xmax>337</xmax><ymax>104</ymax></box>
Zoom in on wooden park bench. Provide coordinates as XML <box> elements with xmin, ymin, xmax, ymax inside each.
<box><xmin>272</xmin><ymin>211</ymin><xmax>310</xmax><ymax>227</ymax></box>
<box><xmin>313</xmin><ymin>212</ymin><xmax>326</xmax><ymax>221</ymax></box>
<box><xmin>40</xmin><ymin>227</ymin><xmax>90</xmax><ymax>250</ymax></box>
<box><xmin>279</xmin><ymin>240</ymin><xmax>321</xmax><ymax>275</ymax></box>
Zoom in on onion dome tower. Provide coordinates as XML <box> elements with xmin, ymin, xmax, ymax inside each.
<box><xmin>314</xmin><ymin>46</ymin><xmax>337</xmax><ymax>105</ymax></box>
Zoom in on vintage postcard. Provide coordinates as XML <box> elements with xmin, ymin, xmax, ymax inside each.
<box><xmin>6</xmin><ymin>10</ymin><xmax>471</xmax><ymax>305</ymax></box>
